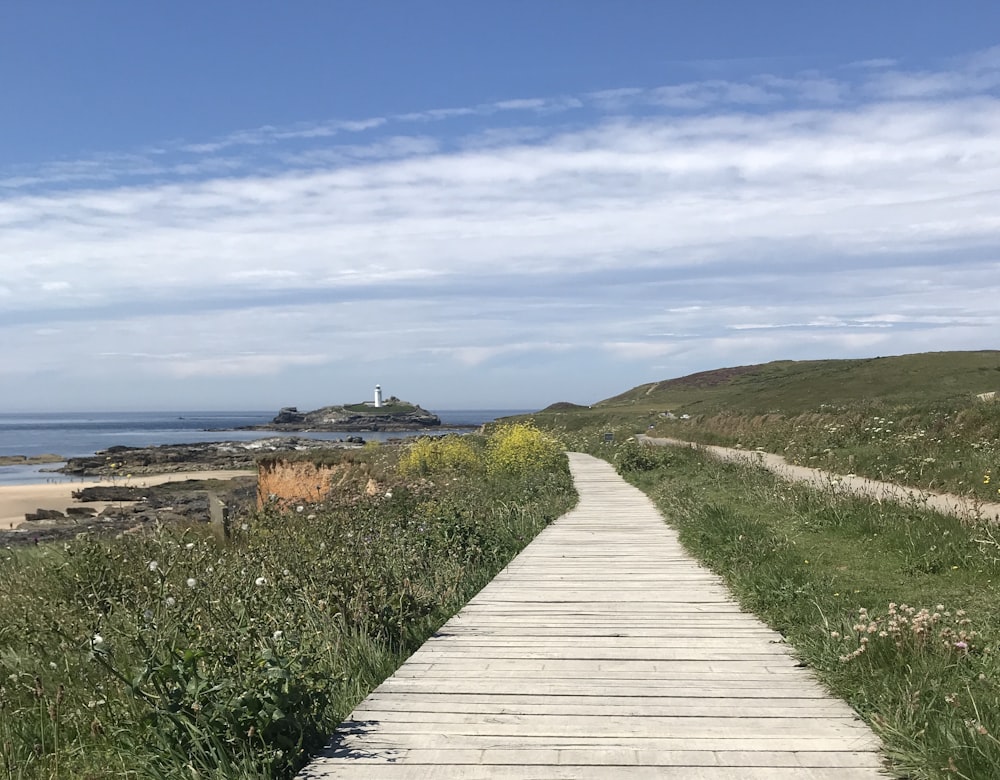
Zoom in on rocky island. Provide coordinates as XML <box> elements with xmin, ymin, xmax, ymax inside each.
<box><xmin>238</xmin><ymin>395</ymin><xmax>441</xmax><ymax>432</ymax></box>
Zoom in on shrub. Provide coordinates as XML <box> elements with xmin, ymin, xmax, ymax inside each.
<box><xmin>397</xmin><ymin>435</ymin><xmax>482</xmax><ymax>476</ymax></box>
<box><xmin>485</xmin><ymin>423</ymin><xmax>563</xmax><ymax>478</ymax></box>
<box><xmin>614</xmin><ymin>438</ymin><xmax>666</xmax><ymax>472</ymax></box>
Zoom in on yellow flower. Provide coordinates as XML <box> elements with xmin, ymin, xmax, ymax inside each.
<box><xmin>985</xmin><ymin>475</ymin><xmax>992</xmax><ymax>484</ymax></box>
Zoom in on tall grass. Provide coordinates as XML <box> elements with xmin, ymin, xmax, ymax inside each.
<box><xmin>646</xmin><ymin>399</ymin><xmax>1000</xmax><ymax>501</ymax></box>
<box><xmin>0</xmin><ymin>427</ymin><xmax>574</xmax><ymax>779</ymax></box>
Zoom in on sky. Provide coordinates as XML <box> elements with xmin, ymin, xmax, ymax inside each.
<box><xmin>2</xmin><ymin>2</ymin><xmax>1000</xmax><ymax>412</ymax></box>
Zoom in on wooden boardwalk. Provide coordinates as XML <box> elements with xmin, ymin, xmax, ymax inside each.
<box><xmin>298</xmin><ymin>453</ymin><xmax>884</xmax><ymax>779</ymax></box>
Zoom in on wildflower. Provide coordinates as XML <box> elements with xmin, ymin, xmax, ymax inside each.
<box><xmin>240</xmin><ymin>523</ymin><xmax>249</xmax><ymax>531</ymax></box>
<box><xmin>186</xmin><ymin>578</ymin><xmax>197</xmax><ymax>588</ymax></box>
<box><xmin>165</xmin><ymin>597</ymin><xmax>176</xmax><ymax>607</ymax></box>
<box><xmin>954</xmin><ymin>641</ymin><xmax>969</xmax><ymax>651</ymax></box>
<box><xmin>91</xmin><ymin>633</ymin><xmax>105</xmax><ymax>650</ymax></box>
<box><xmin>49</xmin><ymin>662</ymin><xmax>57</xmax><ymax>670</ymax></box>
<box><xmin>255</xmin><ymin>576</ymin><xmax>267</xmax><ymax>586</ymax></box>
<box><xmin>147</xmin><ymin>561</ymin><xmax>159</xmax><ymax>572</ymax></box>
<box><xmin>984</xmin><ymin>475</ymin><xmax>991</xmax><ymax>484</ymax></box>
<box><xmin>185</xmin><ymin>542</ymin><xmax>195</xmax><ymax>550</ymax></box>
<box><xmin>272</xmin><ymin>630</ymin><xmax>283</xmax><ymax>640</ymax></box>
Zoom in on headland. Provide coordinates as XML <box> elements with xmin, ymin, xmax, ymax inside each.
<box><xmin>232</xmin><ymin>397</ymin><xmax>442</xmax><ymax>432</ymax></box>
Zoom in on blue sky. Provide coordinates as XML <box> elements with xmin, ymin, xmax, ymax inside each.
<box><xmin>2</xmin><ymin>2</ymin><xmax>1000</xmax><ymax>411</ymax></box>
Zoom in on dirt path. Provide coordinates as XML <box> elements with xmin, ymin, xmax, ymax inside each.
<box><xmin>638</xmin><ymin>435</ymin><xmax>1000</xmax><ymax>524</ymax></box>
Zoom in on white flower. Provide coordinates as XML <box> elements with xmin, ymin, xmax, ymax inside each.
<box><xmin>165</xmin><ymin>596</ymin><xmax>176</xmax><ymax>607</ymax></box>
<box><xmin>49</xmin><ymin>661</ymin><xmax>58</xmax><ymax>670</ymax></box>
<box><xmin>91</xmin><ymin>633</ymin><xmax>105</xmax><ymax>650</ymax></box>
<box><xmin>296</xmin><ymin>505</ymin><xmax>305</xmax><ymax>513</ymax></box>
<box><xmin>185</xmin><ymin>542</ymin><xmax>195</xmax><ymax>550</ymax></box>
<box><xmin>240</xmin><ymin>523</ymin><xmax>249</xmax><ymax>531</ymax></box>
<box><xmin>272</xmin><ymin>630</ymin><xmax>283</xmax><ymax>640</ymax></box>
<box><xmin>147</xmin><ymin>561</ymin><xmax>159</xmax><ymax>572</ymax></box>
<box><xmin>255</xmin><ymin>576</ymin><xmax>267</xmax><ymax>587</ymax></box>
<box><xmin>186</xmin><ymin>578</ymin><xmax>197</xmax><ymax>588</ymax></box>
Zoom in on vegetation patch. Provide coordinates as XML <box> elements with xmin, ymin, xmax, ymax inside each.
<box><xmin>342</xmin><ymin>402</ymin><xmax>417</xmax><ymax>415</ymax></box>
<box><xmin>605</xmin><ymin>439</ymin><xmax>1000</xmax><ymax>780</ymax></box>
<box><xmin>0</xmin><ymin>429</ymin><xmax>575</xmax><ymax>779</ymax></box>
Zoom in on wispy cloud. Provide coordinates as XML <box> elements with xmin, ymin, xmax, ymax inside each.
<box><xmin>2</xmin><ymin>48</ymin><xmax>1000</xmax><ymax>408</ymax></box>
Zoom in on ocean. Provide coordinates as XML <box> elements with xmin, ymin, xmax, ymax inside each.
<box><xmin>0</xmin><ymin>410</ymin><xmax>530</xmax><ymax>486</ymax></box>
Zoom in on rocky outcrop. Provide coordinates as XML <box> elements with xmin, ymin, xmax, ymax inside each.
<box><xmin>6</xmin><ymin>476</ymin><xmax>256</xmax><ymax>548</ymax></box>
<box><xmin>58</xmin><ymin>437</ymin><xmax>358</xmax><ymax>478</ymax></box>
<box><xmin>242</xmin><ymin>400</ymin><xmax>441</xmax><ymax>432</ymax></box>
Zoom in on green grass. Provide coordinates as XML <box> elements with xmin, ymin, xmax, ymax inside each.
<box><xmin>520</xmin><ymin>350</ymin><xmax>1000</xmax><ymax>501</ymax></box>
<box><xmin>0</xmin><ymin>433</ymin><xmax>575</xmax><ymax>779</ymax></box>
<box><xmin>598</xmin><ymin>350</ymin><xmax>1000</xmax><ymax>414</ymax></box>
<box><xmin>341</xmin><ymin>402</ymin><xmax>418</xmax><ymax>415</ymax></box>
<box><xmin>610</xmin><ymin>441</ymin><xmax>1000</xmax><ymax>779</ymax></box>
<box><xmin>642</xmin><ymin>398</ymin><xmax>1000</xmax><ymax>501</ymax></box>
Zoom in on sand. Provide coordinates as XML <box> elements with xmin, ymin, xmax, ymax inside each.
<box><xmin>0</xmin><ymin>470</ymin><xmax>255</xmax><ymax>530</ymax></box>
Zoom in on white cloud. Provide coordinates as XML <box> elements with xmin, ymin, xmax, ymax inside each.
<box><xmin>3</xmin><ymin>49</ymin><xmax>1000</xmax><ymax>408</ymax></box>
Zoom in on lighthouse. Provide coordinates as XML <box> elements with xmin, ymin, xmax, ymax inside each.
<box><xmin>374</xmin><ymin>385</ymin><xmax>383</xmax><ymax>408</ymax></box>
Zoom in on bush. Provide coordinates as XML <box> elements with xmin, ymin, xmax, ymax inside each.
<box><xmin>397</xmin><ymin>435</ymin><xmax>482</xmax><ymax>476</ymax></box>
<box><xmin>485</xmin><ymin>423</ymin><xmax>563</xmax><ymax>478</ymax></box>
<box><xmin>614</xmin><ymin>438</ymin><xmax>666</xmax><ymax>472</ymax></box>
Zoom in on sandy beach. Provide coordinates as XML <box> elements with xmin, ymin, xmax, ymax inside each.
<box><xmin>0</xmin><ymin>470</ymin><xmax>254</xmax><ymax>530</ymax></box>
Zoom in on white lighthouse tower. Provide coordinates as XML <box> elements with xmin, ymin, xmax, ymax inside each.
<box><xmin>374</xmin><ymin>384</ymin><xmax>383</xmax><ymax>408</ymax></box>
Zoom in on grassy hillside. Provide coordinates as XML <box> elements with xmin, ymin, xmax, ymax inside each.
<box><xmin>599</xmin><ymin>351</ymin><xmax>1000</xmax><ymax>414</ymax></box>
<box><xmin>522</xmin><ymin>350</ymin><xmax>1000</xmax><ymax>501</ymax></box>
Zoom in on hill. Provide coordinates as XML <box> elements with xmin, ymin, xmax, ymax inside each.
<box><xmin>597</xmin><ymin>351</ymin><xmax>1000</xmax><ymax>414</ymax></box>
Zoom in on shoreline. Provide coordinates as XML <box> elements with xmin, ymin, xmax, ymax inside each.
<box><xmin>0</xmin><ymin>469</ymin><xmax>254</xmax><ymax>531</ymax></box>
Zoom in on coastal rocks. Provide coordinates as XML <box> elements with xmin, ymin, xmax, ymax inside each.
<box><xmin>273</xmin><ymin>407</ymin><xmax>306</xmax><ymax>424</ymax></box>
<box><xmin>242</xmin><ymin>400</ymin><xmax>442</xmax><ymax>432</ymax></box>
<box><xmin>0</xmin><ymin>454</ymin><xmax>64</xmax><ymax>466</ymax></box>
<box><xmin>6</xmin><ymin>476</ymin><xmax>257</xmax><ymax>547</ymax></box>
<box><xmin>24</xmin><ymin>508</ymin><xmax>66</xmax><ymax>521</ymax></box>
<box><xmin>58</xmin><ymin>437</ymin><xmax>354</xmax><ymax>478</ymax></box>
